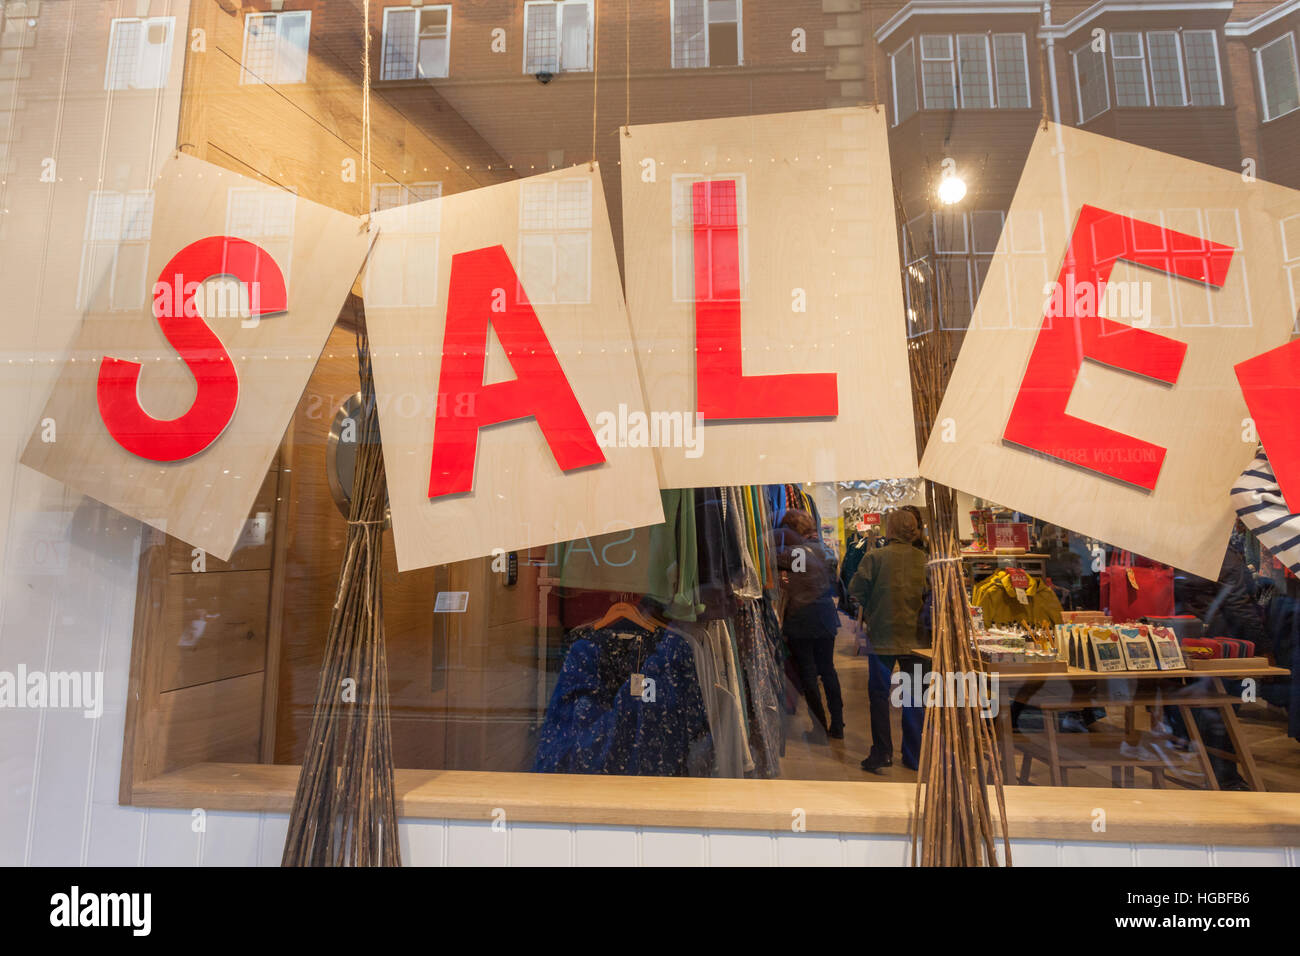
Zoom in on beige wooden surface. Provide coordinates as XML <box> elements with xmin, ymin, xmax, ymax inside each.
<box><xmin>364</xmin><ymin>164</ymin><xmax>665</xmax><ymax>572</ymax></box>
<box><xmin>20</xmin><ymin>153</ymin><xmax>373</xmax><ymax>561</ymax></box>
<box><xmin>131</xmin><ymin>762</ymin><xmax>1300</xmax><ymax>846</ymax></box>
<box><xmin>619</xmin><ymin>108</ymin><xmax>918</xmax><ymax>488</ymax></box>
<box><xmin>921</xmin><ymin>123</ymin><xmax>1300</xmax><ymax>579</ymax></box>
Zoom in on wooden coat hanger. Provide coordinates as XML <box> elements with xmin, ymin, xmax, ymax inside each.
<box><xmin>593</xmin><ymin>594</ymin><xmax>662</xmax><ymax>633</ymax></box>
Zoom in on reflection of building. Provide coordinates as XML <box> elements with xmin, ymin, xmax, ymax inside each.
<box><xmin>869</xmin><ymin>0</ymin><xmax>1300</xmax><ymax>330</ymax></box>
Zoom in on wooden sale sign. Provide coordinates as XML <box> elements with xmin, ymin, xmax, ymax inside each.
<box><xmin>921</xmin><ymin>123</ymin><xmax>1300</xmax><ymax>579</ymax></box>
<box><xmin>619</xmin><ymin>108</ymin><xmax>919</xmax><ymax>488</ymax></box>
<box><xmin>21</xmin><ymin>153</ymin><xmax>373</xmax><ymax>561</ymax></box>
<box><xmin>363</xmin><ymin>165</ymin><xmax>665</xmax><ymax>572</ymax></box>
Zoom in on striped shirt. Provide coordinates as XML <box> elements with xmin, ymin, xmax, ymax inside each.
<box><xmin>1231</xmin><ymin>451</ymin><xmax>1300</xmax><ymax>575</ymax></box>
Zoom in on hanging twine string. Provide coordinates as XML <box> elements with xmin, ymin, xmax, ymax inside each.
<box><xmin>361</xmin><ymin>0</ymin><xmax>373</xmax><ymax>225</ymax></box>
<box><xmin>868</xmin><ymin>0</ymin><xmax>879</xmax><ymax>110</ymax></box>
<box><xmin>625</xmin><ymin>0</ymin><xmax>631</xmax><ymax>133</ymax></box>
<box><xmin>591</xmin><ymin>0</ymin><xmax>600</xmax><ymax>166</ymax></box>
<box><xmin>1037</xmin><ymin>33</ymin><xmax>1050</xmax><ymax>130</ymax></box>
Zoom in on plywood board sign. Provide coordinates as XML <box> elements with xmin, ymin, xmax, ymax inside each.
<box><xmin>363</xmin><ymin>164</ymin><xmax>665</xmax><ymax>572</ymax></box>
<box><xmin>920</xmin><ymin>122</ymin><xmax>1300</xmax><ymax>579</ymax></box>
<box><xmin>21</xmin><ymin>153</ymin><xmax>373</xmax><ymax>561</ymax></box>
<box><xmin>619</xmin><ymin>108</ymin><xmax>918</xmax><ymax>488</ymax></box>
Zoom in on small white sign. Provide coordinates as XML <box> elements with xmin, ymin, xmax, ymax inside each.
<box><xmin>434</xmin><ymin>591</ymin><xmax>469</xmax><ymax>613</ymax></box>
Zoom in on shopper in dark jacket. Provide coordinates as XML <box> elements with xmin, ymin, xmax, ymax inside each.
<box><xmin>775</xmin><ymin>509</ymin><xmax>844</xmax><ymax>742</ymax></box>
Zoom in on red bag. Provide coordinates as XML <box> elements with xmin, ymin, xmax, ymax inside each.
<box><xmin>1101</xmin><ymin>551</ymin><xmax>1175</xmax><ymax>621</ymax></box>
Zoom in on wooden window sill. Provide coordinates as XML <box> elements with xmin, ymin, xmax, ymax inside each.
<box><xmin>129</xmin><ymin>763</ymin><xmax>1300</xmax><ymax>847</ymax></box>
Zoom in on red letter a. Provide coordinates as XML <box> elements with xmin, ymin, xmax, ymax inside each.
<box><xmin>428</xmin><ymin>245</ymin><xmax>605</xmax><ymax>498</ymax></box>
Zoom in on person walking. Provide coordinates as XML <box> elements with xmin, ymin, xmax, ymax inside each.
<box><xmin>849</xmin><ymin>508</ymin><xmax>929</xmax><ymax>772</ymax></box>
<box><xmin>775</xmin><ymin>509</ymin><xmax>845</xmax><ymax>741</ymax></box>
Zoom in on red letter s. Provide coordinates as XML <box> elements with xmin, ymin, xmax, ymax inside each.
<box><xmin>97</xmin><ymin>236</ymin><xmax>287</xmax><ymax>461</ymax></box>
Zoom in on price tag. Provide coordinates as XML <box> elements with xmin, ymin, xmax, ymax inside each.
<box><xmin>629</xmin><ymin>673</ymin><xmax>645</xmax><ymax>698</ymax></box>
<box><xmin>1006</xmin><ymin>567</ymin><xmax>1031</xmax><ymax>605</ymax></box>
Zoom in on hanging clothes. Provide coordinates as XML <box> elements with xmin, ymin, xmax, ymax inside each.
<box><xmin>695</xmin><ymin>487</ymin><xmax>738</xmax><ymax>621</ymax></box>
<box><xmin>1232</xmin><ymin>451</ymin><xmax>1300</xmax><ymax>575</ymax></box>
<box><xmin>648</xmin><ymin>489</ymin><xmax>705</xmax><ymax>621</ymax></box>
<box><xmin>534</xmin><ymin>623</ymin><xmax>712</xmax><ymax>776</ymax></box>
<box><xmin>734</xmin><ymin>599</ymin><xmax>784</xmax><ymax>778</ymax></box>
<box><xmin>675</xmin><ymin>619</ymin><xmax>753</xmax><ymax>777</ymax></box>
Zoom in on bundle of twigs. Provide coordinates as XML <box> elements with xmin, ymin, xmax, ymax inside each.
<box><xmin>901</xmin><ymin>190</ymin><xmax>1012</xmax><ymax>867</ymax></box>
<box><xmin>282</xmin><ymin>313</ymin><xmax>400</xmax><ymax>867</ymax></box>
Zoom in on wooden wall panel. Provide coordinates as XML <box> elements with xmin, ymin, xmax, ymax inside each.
<box><xmin>159</xmin><ymin>568</ymin><xmax>269</xmax><ymax>692</ymax></box>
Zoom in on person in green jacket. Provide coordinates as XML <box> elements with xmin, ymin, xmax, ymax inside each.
<box><xmin>849</xmin><ymin>508</ymin><xmax>929</xmax><ymax>773</ymax></box>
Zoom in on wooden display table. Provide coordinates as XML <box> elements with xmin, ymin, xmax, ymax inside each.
<box><xmin>911</xmin><ymin>648</ymin><xmax>1288</xmax><ymax>791</ymax></box>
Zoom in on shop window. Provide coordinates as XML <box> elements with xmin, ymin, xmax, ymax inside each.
<box><xmin>365</xmin><ymin>183</ymin><xmax>442</xmax><ymax>309</ymax></box>
<box><xmin>671</xmin><ymin>0</ymin><xmax>742</xmax><ymax>69</ymax></box>
<box><xmin>1182</xmin><ymin>30</ymin><xmax>1223</xmax><ymax>106</ymax></box>
<box><xmin>381</xmin><ymin>5</ymin><xmax>451</xmax><ymax>80</ymax></box>
<box><xmin>1111</xmin><ymin>31</ymin><xmax>1150</xmax><ymax>106</ymax></box>
<box><xmin>1072</xmin><ymin>42</ymin><xmax>1109</xmax><ymax>123</ymax></box>
<box><xmin>518</xmin><ymin>177</ymin><xmax>592</xmax><ymax>304</ymax></box>
<box><xmin>104</xmin><ymin>16</ymin><xmax>174</xmax><ymax>91</ymax></box>
<box><xmin>76</xmin><ymin>190</ymin><xmax>154</xmax><ymax>312</ymax></box>
<box><xmin>890</xmin><ymin>38</ymin><xmax>918</xmax><ymax>125</ymax></box>
<box><xmin>672</xmin><ymin>174</ymin><xmax>748</xmax><ymax>303</ymax></box>
<box><xmin>1257</xmin><ymin>32</ymin><xmax>1300</xmax><ymax>122</ymax></box>
<box><xmin>242</xmin><ymin>10</ymin><xmax>311</xmax><ymax>85</ymax></box>
<box><xmin>524</xmin><ymin>0</ymin><xmax>592</xmax><ymax>75</ymax></box>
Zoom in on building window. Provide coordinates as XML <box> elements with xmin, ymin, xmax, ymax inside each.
<box><xmin>891</xmin><ymin>39</ymin><xmax>918</xmax><ymax>124</ymax></box>
<box><xmin>920</xmin><ymin>35</ymin><xmax>957</xmax><ymax>109</ymax></box>
<box><xmin>381</xmin><ymin>5</ymin><xmax>451</xmax><ymax>80</ymax></box>
<box><xmin>1257</xmin><ymin>32</ymin><xmax>1300</xmax><ymax>122</ymax></box>
<box><xmin>242</xmin><ymin>10</ymin><xmax>311</xmax><ymax>85</ymax></box>
<box><xmin>105</xmin><ymin>17</ymin><xmax>174</xmax><ymax>91</ymax></box>
<box><xmin>1111</xmin><ymin>32</ymin><xmax>1150</xmax><ymax>106</ymax></box>
<box><xmin>1073</xmin><ymin>43</ymin><xmax>1109</xmax><ymax>123</ymax></box>
<box><xmin>524</xmin><ymin>0</ymin><xmax>592</xmax><ymax>75</ymax></box>
<box><xmin>518</xmin><ymin>177</ymin><xmax>592</xmax><ymax>304</ymax></box>
<box><xmin>672</xmin><ymin>174</ymin><xmax>748</xmax><ymax>302</ymax></box>
<box><xmin>893</xmin><ymin>33</ymin><xmax>1030</xmax><ymax>122</ymax></box>
<box><xmin>1182</xmin><ymin>30</ymin><xmax>1223</xmax><ymax>106</ymax></box>
<box><xmin>957</xmin><ymin>35</ymin><xmax>993</xmax><ymax>109</ymax></box>
<box><xmin>365</xmin><ymin>183</ymin><xmax>442</xmax><ymax>308</ymax></box>
<box><xmin>1107</xmin><ymin>30</ymin><xmax>1223</xmax><ymax>110</ymax></box>
<box><xmin>992</xmin><ymin>33</ymin><xmax>1031</xmax><ymax>108</ymax></box>
<box><xmin>225</xmin><ymin>186</ymin><xmax>298</xmax><ymax>289</ymax></box>
<box><xmin>671</xmin><ymin>0</ymin><xmax>742</xmax><ymax>69</ymax></box>
<box><xmin>77</xmin><ymin>191</ymin><xmax>154</xmax><ymax>311</ymax></box>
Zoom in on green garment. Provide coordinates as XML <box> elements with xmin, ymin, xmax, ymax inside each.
<box><xmin>648</xmin><ymin>489</ymin><xmax>705</xmax><ymax>621</ymax></box>
<box><xmin>848</xmin><ymin>541</ymin><xmax>928</xmax><ymax>655</ymax></box>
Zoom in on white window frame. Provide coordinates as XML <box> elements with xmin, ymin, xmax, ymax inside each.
<box><xmin>1256</xmin><ymin>32</ymin><xmax>1300</xmax><ymax>122</ymax></box>
<box><xmin>1182</xmin><ymin>29</ymin><xmax>1224</xmax><ymax>106</ymax></box>
<box><xmin>992</xmin><ymin>33</ymin><xmax>1032</xmax><ymax>109</ymax></box>
<box><xmin>919</xmin><ymin>34</ymin><xmax>957</xmax><ymax>109</ymax></box>
<box><xmin>670</xmin><ymin>173</ymin><xmax>749</xmax><ymax>304</ymax></box>
<box><xmin>104</xmin><ymin>16</ymin><xmax>175</xmax><ymax>91</ymax></box>
<box><xmin>381</xmin><ymin>5</ymin><xmax>452</xmax><ymax>81</ymax></box>
<box><xmin>1144</xmin><ymin>30</ymin><xmax>1188</xmax><ymax>107</ymax></box>
<box><xmin>1072</xmin><ymin>42</ymin><xmax>1111</xmax><ymax>123</ymax></box>
<box><xmin>956</xmin><ymin>33</ymin><xmax>994</xmax><ymax>109</ymax></box>
<box><xmin>523</xmin><ymin>0</ymin><xmax>593</xmax><ymax>75</ymax></box>
<box><xmin>77</xmin><ymin>190</ymin><xmax>155</xmax><ymax>312</ymax></box>
<box><xmin>1110</xmin><ymin>31</ymin><xmax>1151</xmax><ymax>107</ymax></box>
<box><xmin>240</xmin><ymin>10</ymin><xmax>312</xmax><ymax>85</ymax></box>
<box><xmin>517</xmin><ymin>177</ymin><xmax>593</xmax><ymax>305</ymax></box>
<box><xmin>890</xmin><ymin>38</ymin><xmax>918</xmax><ymax>126</ymax></box>
<box><xmin>670</xmin><ymin>0</ymin><xmax>744</xmax><ymax>69</ymax></box>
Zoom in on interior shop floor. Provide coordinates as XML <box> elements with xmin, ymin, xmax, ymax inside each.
<box><xmin>778</xmin><ymin>616</ymin><xmax>1300</xmax><ymax>793</ymax></box>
